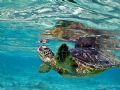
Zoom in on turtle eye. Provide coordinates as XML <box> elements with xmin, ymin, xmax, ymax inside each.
<box><xmin>46</xmin><ymin>52</ymin><xmax>48</xmax><ymax>55</ymax></box>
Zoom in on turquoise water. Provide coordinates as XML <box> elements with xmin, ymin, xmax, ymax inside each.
<box><xmin>0</xmin><ymin>0</ymin><xmax>120</xmax><ymax>90</ymax></box>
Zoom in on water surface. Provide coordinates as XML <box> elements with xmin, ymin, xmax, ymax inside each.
<box><xmin>0</xmin><ymin>0</ymin><xmax>120</xmax><ymax>90</ymax></box>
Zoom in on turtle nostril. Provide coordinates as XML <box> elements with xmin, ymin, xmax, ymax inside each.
<box><xmin>39</xmin><ymin>47</ymin><xmax>43</xmax><ymax>51</ymax></box>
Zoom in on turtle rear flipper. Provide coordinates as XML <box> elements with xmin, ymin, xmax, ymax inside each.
<box><xmin>39</xmin><ymin>63</ymin><xmax>51</xmax><ymax>73</ymax></box>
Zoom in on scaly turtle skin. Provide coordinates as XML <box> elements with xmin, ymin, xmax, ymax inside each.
<box><xmin>37</xmin><ymin>43</ymin><xmax>120</xmax><ymax>77</ymax></box>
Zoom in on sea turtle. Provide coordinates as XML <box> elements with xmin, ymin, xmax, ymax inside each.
<box><xmin>37</xmin><ymin>37</ymin><xmax>120</xmax><ymax>77</ymax></box>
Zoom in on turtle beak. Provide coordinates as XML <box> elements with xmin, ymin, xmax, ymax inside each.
<box><xmin>37</xmin><ymin>46</ymin><xmax>46</xmax><ymax>60</ymax></box>
<box><xmin>37</xmin><ymin>46</ymin><xmax>47</xmax><ymax>53</ymax></box>
<box><xmin>37</xmin><ymin>47</ymin><xmax>43</xmax><ymax>58</ymax></box>
<box><xmin>38</xmin><ymin>47</ymin><xmax>42</xmax><ymax>52</ymax></box>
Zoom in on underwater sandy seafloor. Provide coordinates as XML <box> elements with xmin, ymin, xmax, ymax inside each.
<box><xmin>0</xmin><ymin>0</ymin><xmax>120</xmax><ymax>90</ymax></box>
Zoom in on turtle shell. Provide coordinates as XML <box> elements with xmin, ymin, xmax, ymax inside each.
<box><xmin>70</xmin><ymin>48</ymin><xmax>115</xmax><ymax>69</ymax></box>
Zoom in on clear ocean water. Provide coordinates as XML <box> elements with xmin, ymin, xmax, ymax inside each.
<box><xmin>0</xmin><ymin>0</ymin><xmax>120</xmax><ymax>90</ymax></box>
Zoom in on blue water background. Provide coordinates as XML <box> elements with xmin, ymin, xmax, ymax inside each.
<box><xmin>0</xmin><ymin>0</ymin><xmax>120</xmax><ymax>90</ymax></box>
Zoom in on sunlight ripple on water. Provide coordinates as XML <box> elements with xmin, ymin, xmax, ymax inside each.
<box><xmin>0</xmin><ymin>0</ymin><xmax>120</xmax><ymax>90</ymax></box>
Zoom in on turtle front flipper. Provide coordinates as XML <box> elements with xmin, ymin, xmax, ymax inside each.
<box><xmin>39</xmin><ymin>63</ymin><xmax>51</xmax><ymax>73</ymax></box>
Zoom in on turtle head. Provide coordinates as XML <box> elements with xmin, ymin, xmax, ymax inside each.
<box><xmin>37</xmin><ymin>46</ymin><xmax>54</xmax><ymax>63</ymax></box>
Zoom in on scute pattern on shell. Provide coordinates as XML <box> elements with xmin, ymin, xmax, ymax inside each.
<box><xmin>71</xmin><ymin>48</ymin><xmax>115</xmax><ymax>69</ymax></box>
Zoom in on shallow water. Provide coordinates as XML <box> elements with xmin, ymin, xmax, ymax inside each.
<box><xmin>0</xmin><ymin>0</ymin><xmax>120</xmax><ymax>90</ymax></box>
